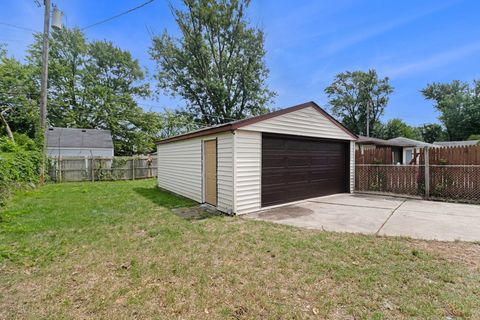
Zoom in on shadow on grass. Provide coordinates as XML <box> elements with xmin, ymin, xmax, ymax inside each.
<box><xmin>133</xmin><ymin>187</ymin><xmax>223</xmax><ymax>220</ymax></box>
<box><xmin>133</xmin><ymin>186</ymin><xmax>197</xmax><ymax>209</ymax></box>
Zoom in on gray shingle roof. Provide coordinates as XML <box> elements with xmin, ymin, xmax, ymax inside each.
<box><xmin>433</xmin><ymin>140</ymin><xmax>480</xmax><ymax>147</ymax></box>
<box><xmin>46</xmin><ymin>127</ymin><xmax>114</xmax><ymax>149</ymax></box>
<box><xmin>387</xmin><ymin>137</ymin><xmax>437</xmax><ymax>148</ymax></box>
<box><xmin>357</xmin><ymin>135</ymin><xmax>414</xmax><ymax>147</ymax></box>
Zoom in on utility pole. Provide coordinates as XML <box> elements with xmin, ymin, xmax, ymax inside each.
<box><xmin>39</xmin><ymin>0</ymin><xmax>51</xmax><ymax>184</ymax></box>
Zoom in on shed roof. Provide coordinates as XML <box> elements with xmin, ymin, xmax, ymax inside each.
<box><xmin>356</xmin><ymin>136</ymin><xmax>413</xmax><ymax>147</ymax></box>
<box><xmin>387</xmin><ymin>137</ymin><xmax>437</xmax><ymax>148</ymax></box>
<box><xmin>46</xmin><ymin>127</ymin><xmax>114</xmax><ymax>149</ymax></box>
<box><xmin>156</xmin><ymin>101</ymin><xmax>357</xmax><ymax>144</ymax></box>
<box><xmin>433</xmin><ymin>140</ymin><xmax>480</xmax><ymax>147</ymax></box>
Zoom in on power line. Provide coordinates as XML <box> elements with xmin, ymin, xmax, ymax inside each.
<box><xmin>81</xmin><ymin>0</ymin><xmax>155</xmax><ymax>30</ymax></box>
<box><xmin>0</xmin><ymin>22</ymin><xmax>37</xmax><ymax>33</ymax></box>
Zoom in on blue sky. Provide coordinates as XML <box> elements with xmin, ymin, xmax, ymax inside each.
<box><xmin>1</xmin><ymin>0</ymin><xmax>480</xmax><ymax>126</ymax></box>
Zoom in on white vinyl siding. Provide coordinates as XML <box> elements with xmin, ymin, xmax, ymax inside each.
<box><xmin>46</xmin><ymin>147</ymin><xmax>114</xmax><ymax>158</ymax></box>
<box><xmin>216</xmin><ymin>134</ymin><xmax>234</xmax><ymax>213</ymax></box>
<box><xmin>157</xmin><ymin>138</ymin><xmax>202</xmax><ymax>202</ymax></box>
<box><xmin>234</xmin><ymin>130</ymin><xmax>262</xmax><ymax>214</ymax></box>
<box><xmin>157</xmin><ymin>132</ymin><xmax>234</xmax><ymax>213</ymax></box>
<box><xmin>240</xmin><ymin>106</ymin><xmax>355</xmax><ymax>141</ymax></box>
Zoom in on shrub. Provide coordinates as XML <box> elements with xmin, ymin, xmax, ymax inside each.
<box><xmin>467</xmin><ymin>134</ymin><xmax>480</xmax><ymax>142</ymax></box>
<box><xmin>0</xmin><ymin>140</ymin><xmax>42</xmax><ymax>208</ymax></box>
<box><xmin>13</xmin><ymin>133</ymin><xmax>38</xmax><ymax>151</ymax></box>
<box><xmin>0</xmin><ymin>136</ymin><xmax>20</xmax><ymax>152</ymax></box>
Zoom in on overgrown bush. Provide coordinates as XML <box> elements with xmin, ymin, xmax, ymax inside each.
<box><xmin>0</xmin><ymin>136</ymin><xmax>41</xmax><ymax>210</ymax></box>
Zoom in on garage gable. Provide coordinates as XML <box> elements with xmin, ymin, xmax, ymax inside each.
<box><xmin>239</xmin><ymin>105</ymin><xmax>355</xmax><ymax>141</ymax></box>
<box><xmin>156</xmin><ymin>102</ymin><xmax>356</xmax><ymax>145</ymax></box>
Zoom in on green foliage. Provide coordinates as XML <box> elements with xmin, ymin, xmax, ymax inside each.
<box><xmin>158</xmin><ymin>108</ymin><xmax>200</xmax><ymax>138</ymax></box>
<box><xmin>150</xmin><ymin>0</ymin><xmax>276</xmax><ymax>125</ymax></box>
<box><xmin>0</xmin><ymin>134</ymin><xmax>40</xmax><ymax>208</ymax></box>
<box><xmin>418</xmin><ymin>123</ymin><xmax>446</xmax><ymax>143</ymax></box>
<box><xmin>0</xmin><ymin>148</ymin><xmax>41</xmax><ymax>207</ymax></box>
<box><xmin>0</xmin><ymin>136</ymin><xmax>18</xmax><ymax>152</ymax></box>
<box><xmin>0</xmin><ymin>51</ymin><xmax>38</xmax><ymax>138</ymax></box>
<box><xmin>467</xmin><ymin>134</ymin><xmax>480</xmax><ymax>141</ymax></box>
<box><xmin>325</xmin><ymin>69</ymin><xmax>393</xmax><ymax>136</ymax></box>
<box><xmin>422</xmin><ymin>80</ymin><xmax>480</xmax><ymax>141</ymax></box>
<box><xmin>376</xmin><ymin>118</ymin><xmax>421</xmax><ymax>140</ymax></box>
<box><xmin>0</xmin><ymin>150</ymin><xmax>41</xmax><ymax>183</ymax></box>
<box><xmin>27</xmin><ymin>28</ymin><xmax>158</xmax><ymax>155</ymax></box>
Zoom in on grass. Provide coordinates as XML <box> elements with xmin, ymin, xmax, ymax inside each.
<box><xmin>1</xmin><ymin>179</ymin><xmax>479</xmax><ymax>319</ymax></box>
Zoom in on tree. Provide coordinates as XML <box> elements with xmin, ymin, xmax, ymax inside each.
<box><xmin>28</xmin><ymin>28</ymin><xmax>88</xmax><ymax>128</ymax></box>
<box><xmin>467</xmin><ymin>134</ymin><xmax>480</xmax><ymax>141</ymax></box>
<box><xmin>158</xmin><ymin>109</ymin><xmax>199</xmax><ymax>138</ymax></box>
<box><xmin>376</xmin><ymin>118</ymin><xmax>421</xmax><ymax>140</ymax></box>
<box><xmin>325</xmin><ymin>70</ymin><xmax>393</xmax><ymax>137</ymax></box>
<box><xmin>422</xmin><ymin>80</ymin><xmax>480</xmax><ymax>141</ymax></box>
<box><xmin>150</xmin><ymin>0</ymin><xmax>276</xmax><ymax>125</ymax></box>
<box><xmin>27</xmin><ymin>28</ymin><xmax>159</xmax><ymax>155</ymax></box>
<box><xmin>0</xmin><ymin>51</ymin><xmax>38</xmax><ymax>141</ymax></box>
<box><xmin>418</xmin><ymin>123</ymin><xmax>445</xmax><ymax>143</ymax></box>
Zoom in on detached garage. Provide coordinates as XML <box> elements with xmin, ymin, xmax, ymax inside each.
<box><xmin>156</xmin><ymin>101</ymin><xmax>357</xmax><ymax>215</ymax></box>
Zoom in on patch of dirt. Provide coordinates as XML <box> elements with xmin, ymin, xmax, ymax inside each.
<box><xmin>171</xmin><ymin>206</ymin><xmax>222</xmax><ymax>220</ymax></box>
<box><xmin>255</xmin><ymin>206</ymin><xmax>314</xmax><ymax>221</ymax></box>
<box><xmin>411</xmin><ymin>240</ymin><xmax>480</xmax><ymax>271</ymax></box>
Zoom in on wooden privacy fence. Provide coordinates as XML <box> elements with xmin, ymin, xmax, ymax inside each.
<box><xmin>356</xmin><ymin>145</ymin><xmax>480</xmax><ymax>203</ymax></box>
<box><xmin>48</xmin><ymin>156</ymin><xmax>157</xmax><ymax>182</ymax></box>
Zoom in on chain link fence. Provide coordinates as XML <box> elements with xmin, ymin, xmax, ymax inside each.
<box><xmin>355</xmin><ymin>145</ymin><xmax>480</xmax><ymax>203</ymax></box>
<box><xmin>429</xmin><ymin>165</ymin><xmax>480</xmax><ymax>201</ymax></box>
<box><xmin>356</xmin><ymin>165</ymin><xmax>424</xmax><ymax>197</ymax></box>
<box><xmin>355</xmin><ymin>164</ymin><xmax>480</xmax><ymax>203</ymax></box>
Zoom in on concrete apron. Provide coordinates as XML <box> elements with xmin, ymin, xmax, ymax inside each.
<box><xmin>245</xmin><ymin>193</ymin><xmax>480</xmax><ymax>242</ymax></box>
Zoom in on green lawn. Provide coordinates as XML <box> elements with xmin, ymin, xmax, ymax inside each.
<box><xmin>1</xmin><ymin>179</ymin><xmax>479</xmax><ymax>319</ymax></box>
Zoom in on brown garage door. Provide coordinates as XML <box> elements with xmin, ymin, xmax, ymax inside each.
<box><xmin>262</xmin><ymin>133</ymin><xmax>349</xmax><ymax>207</ymax></box>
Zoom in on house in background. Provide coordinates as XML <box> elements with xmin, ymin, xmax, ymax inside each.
<box><xmin>356</xmin><ymin>136</ymin><xmax>436</xmax><ymax>164</ymax></box>
<box><xmin>46</xmin><ymin>127</ymin><xmax>114</xmax><ymax>158</ymax></box>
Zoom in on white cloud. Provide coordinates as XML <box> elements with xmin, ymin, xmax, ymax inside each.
<box><xmin>325</xmin><ymin>0</ymin><xmax>458</xmax><ymax>54</ymax></box>
<box><xmin>383</xmin><ymin>42</ymin><xmax>480</xmax><ymax>78</ymax></box>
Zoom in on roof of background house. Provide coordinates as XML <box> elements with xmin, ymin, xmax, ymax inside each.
<box><xmin>156</xmin><ymin>101</ymin><xmax>358</xmax><ymax>144</ymax></box>
<box><xmin>46</xmin><ymin>127</ymin><xmax>114</xmax><ymax>149</ymax></box>
<box><xmin>388</xmin><ymin>137</ymin><xmax>437</xmax><ymax>148</ymax></box>
<box><xmin>356</xmin><ymin>135</ymin><xmax>416</xmax><ymax>147</ymax></box>
<box><xmin>433</xmin><ymin>140</ymin><xmax>480</xmax><ymax>147</ymax></box>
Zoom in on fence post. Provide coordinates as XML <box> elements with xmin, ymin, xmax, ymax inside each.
<box><xmin>132</xmin><ymin>158</ymin><xmax>135</xmax><ymax>180</ymax></box>
<box><xmin>424</xmin><ymin>147</ymin><xmax>430</xmax><ymax>198</ymax></box>
<box><xmin>91</xmin><ymin>157</ymin><xmax>95</xmax><ymax>182</ymax></box>
<box><xmin>58</xmin><ymin>157</ymin><xmax>63</xmax><ymax>182</ymax></box>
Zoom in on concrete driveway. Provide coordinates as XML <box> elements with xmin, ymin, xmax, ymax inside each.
<box><xmin>246</xmin><ymin>194</ymin><xmax>480</xmax><ymax>242</ymax></box>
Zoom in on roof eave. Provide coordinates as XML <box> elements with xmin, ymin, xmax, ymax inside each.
<box><xmin>156</xmin><ymin>124</ymin><xmax>234</xmax><ymax>145</ymax></box>
<box><xmin>155</xmin><ymin>101</ymin><xmax>358</xmax><ymax>145</ymax></box>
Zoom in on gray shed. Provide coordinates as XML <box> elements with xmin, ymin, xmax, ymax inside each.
<box><xmin>46</xmin><ymin>127</ymin><xmax>114</xmax><ymax>158</ymax></box>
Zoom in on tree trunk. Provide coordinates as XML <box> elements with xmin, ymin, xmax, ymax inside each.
<box><xmin>0</xmin><ymin>111</ymin><xmax>15</xmax><ymax>143</ymax></box>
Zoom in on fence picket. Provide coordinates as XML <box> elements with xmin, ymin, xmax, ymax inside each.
<box><xmin>47</xmin><ymin>156</ymin><xmax>158</xmax><ymax>182</ymax></box>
